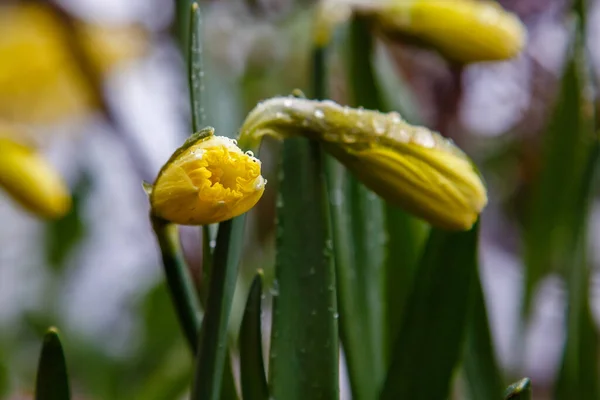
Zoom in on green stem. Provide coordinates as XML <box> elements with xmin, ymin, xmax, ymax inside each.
<box><xmin>152</xmin><ymin>217</ymin><xmax>202</xmax><ymax>353</ymax></box>
<box><xmin>191</xmin><ymin>216</ymin><xmax>246</xmax><ymax>400</ymax></box>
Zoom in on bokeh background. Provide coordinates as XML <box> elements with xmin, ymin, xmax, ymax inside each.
<box><xmin>0</xmin><ymin>0</ymin><xmax>598</xmax><ymax>398</ymax></box>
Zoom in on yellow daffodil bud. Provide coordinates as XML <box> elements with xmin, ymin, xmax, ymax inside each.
<box><xmin>0</xmin><ymin>4</ymin><xmax>146</xmax><ymax>125</ymax></box>
<box><xmin>0</xmin><ymin>139</ymin><xmax>71</xmax><ymax>219</ymax></box>
<box><xmin>239</xmin><ymin>97</ymin><xmax>487</xmax><ymax>230</ymax></box>
<box><xmin>147</xmin><ymin>128</ymin><xmax>266</xmax><ymax>225</ymax></box>
<box><xmin>372</xmin><ymin>0</ymin><xmax>526</xmax><ymax>63</ymax></box>
<box><xmin>313</xmin><ymin>0</ymin><xmax>526</xmax><ymax>64</ymax></box>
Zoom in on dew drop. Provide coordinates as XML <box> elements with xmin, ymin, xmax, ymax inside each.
<box><xmin>209</xmin><ymin>239</ymin><xmax>216</xmax><ymax>249</ymax></box>
<box><xmin>231</xmin><ymin>139</ymin><xmax>238</xmax><ymax>145</ymax></box>
<box><xmin>333</xmin><ymin>313</ymin><xmax>339</xmax><ymax>319</ymax></box>
<box><xmin>372</xmin><ymin>118</ymin><xmax>386</xmax><ymax>135</ymax></box>
<box><xmin>412</xmin><ymin>127</ymin><xmax>436</xmax><ymax>148</ymax></box>
<box><xmin>314</xmin><ymin>109</ymin><xmax>325</xmax><ymax>119</ymax></box>
<box><xmin>283</xmin><ymin>98</ymin><xmax>293</xmax><ymax>108</ymax></box>
<box><xmin>245</xmin><ymin>150</ymin><xmax>255</xmax><ymax>157</ymax></box>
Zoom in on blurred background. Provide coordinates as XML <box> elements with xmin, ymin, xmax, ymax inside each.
<box><xmin>0</xmin><ymin>0</ymin><xmax>598</xmax><ymax>398</ymax></box>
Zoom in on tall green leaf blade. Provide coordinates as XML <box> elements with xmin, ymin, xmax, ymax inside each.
<box><xmin>380</xmin><ymin>224</ymin><xmax>479</xmax><ymax>400</ymax></box>
<box><xmin>522</xmin><ymin>23</ymin><xmax>593</xmax><ymax>316</ymax></box>
<box><xmin>464</xmin><ymin>265</ymin><xmax>505</xmax><ymax>400</ymax></box>
<box><xmin>554</xmin><ymin>24</ymin><xmax>599</xmax><ymax>398</ymax></box>
<box><xmin>191</xmin><ymin>217</ymin><xmax>245</xmax><ymax>400</ymax></box>
<box><xmin>35</xmin><ymin>328</ymin><xmax>71</xmax><ymax>400</ymax></box>
<box><xmin>269</xmin><ymin>137</ymin><xmax>338</xmax><ymax>400</ymax></box>
<box><xmin>239</xmin><ymin>273</ymin><xmax>269</xmax><ymax>400</ymax></box>
<box><xmin>188</xmin><ymin>1</ymin><xmax>206</xmax><ymax>130</ymax></box>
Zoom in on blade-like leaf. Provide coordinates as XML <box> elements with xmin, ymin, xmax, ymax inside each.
<box><xmin>239</xmin><ymin>273</ymin><xmax>269</xmax><ymax>400</ymax></box>
<box><xmin>269</xmin><ymin>137</ymin><xmax>338</xmax><ymax>400</ymax></box>
<box><xmin>35</xmin><ymin>328</ymin><xmax>71</xmax><ymax>400</ymax></box>
<box><xmin>380</xmin><ymin>224</ymin><xmax>479</xmax><ymax>400</ymax></box>
<box><xmin>188</xmin><ymin>1</ymin><xmax>206</xmax><ymax>130</ymax></box>
<box><xmin>504</xmin><ymin>378</ymin><xmax>532</xmax><ymax>400</ymax></box>
<box><xmin>464</xmin><ymin>265</ymin><xmax>505</xmax><ymax>400</ymax></box>
<box><xmin>191</xmin><ymin>217</ymin><xmax>245</xmax><ymax>400</ymax></box>
<box><xmin>522</xmin><ymin>22</ymin><xmax>593</xmax><ymax>316</ymax></box>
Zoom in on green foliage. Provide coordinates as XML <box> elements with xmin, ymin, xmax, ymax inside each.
<box><xmin>35</xmin><ymin>328</ymin><xmax>71</xmax><ymax>400</ymax></box>
<box><xmin>380</xmin><ymin>225</ymin><xmax>479</xmax><ymax>400</ymax></box>
<box><xmin>269</xmin><ymin>137</ymin><xmax>338</xmax><ymax>400</ymax></box>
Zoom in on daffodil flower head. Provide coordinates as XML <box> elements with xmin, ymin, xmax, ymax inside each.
<box><xmin>239</xmin><ymin>97</ymin><xmax>487</xmax><ymax>230</ymax></box>
<box><xmin>147</xmin><ymin>128</ymin><xmax>266</xmax><ymax>225</ymax></box>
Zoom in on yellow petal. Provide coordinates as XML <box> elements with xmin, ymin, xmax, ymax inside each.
<box><xmin>0</xmin><ymin>139</ymin><xmax>71</xmax><ymax>219</ymax></box>
<box><xmin>240</xmin><ymin>97</ymin><xmax>487</xmax><ymax>230</ymax></box>
<box><xmin>150</xmin><ymin>128</ymin><xmax>266</xmax><ymax>225</ymax></box>
<box><xmin>372</xmin><ymin>0</ymin><xmax>526</xmax><ymax>63</ymax></box>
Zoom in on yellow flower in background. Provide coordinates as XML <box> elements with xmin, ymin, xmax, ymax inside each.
<box><xmin>314</xmin><ymin>0</ymin><xmax>526</xmax><ymax>63</ymax></box>
<box><xmin>239</xmin><ymin>97</ymin><xmax>487</xmax><ymax>230</ymax></box>
<box><xmin>373</xmin><ymin>0</ymin><xmax>526</xmax><ymax>63</ymax></box>
<box><xmin>0</xmin><ymin>138</ymin><xmax>71</xmax><ymax>219</ymax></box>
<box><xmin>0</xmin><ymin>3</ymin><xmax>146</xmax><ymax>126</ymax></box>
<box><xmin>0</xmin><ymin>3</ymin><xmax>146</xmax><ymax>218</ymax></box>
<box><xmin>148</xmin><ymin>128</ymin><xmax>266</xmax><ymax>225</ymax></box>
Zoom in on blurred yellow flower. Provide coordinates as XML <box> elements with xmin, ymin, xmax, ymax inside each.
<box><xmin>0</xmin><ymin>4</ymin><xmax>146</xmax><ymax>218</ymax></box>
<box><xmin>149</xmin><ymin>128</ymin><xmax>266</xmax><ymax>225</ymax></box>
<box><xmin>0</xmin><ymin>3</ymin><xmax>146</xmax><ymax>126</ymax></box>
<box><xmin>314</xmin><ymin>0</ymin><xmax>526</xmax><ymax>63</ymax></box>
<box><xmin>0</xmin><ymin>137</ymin><xmax>71</xmax><ymax>219</ymax></box>
<box><xmin>240</xmin><ymin>97</ymin><xmax>487</xmax><ymax>230</ymax></box>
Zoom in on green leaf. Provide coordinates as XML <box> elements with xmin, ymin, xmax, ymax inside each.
<box><xmin>191</xmin><ymin>217</ymin><xmax>245</xmax><ymax>400</ymax></box>
<box><xmin>504</xmin><ymin>378</ymin><xmax>532</xmax><ymax>400</ymax></box>
<box><xmin>269</xmin><ymin>137</ymin><xmax>338</xmax><ymax>400</ymax></box>
<box><xmin>522</xmin><ymin>23</ymin><xmax>594</xmax><ymax>316</ymax></box>
<box><xmin>188</xmin><ymin>1</ymin><xmax>206</xmax><ymax>131</ymax></box>
<box><xmin>554</xmin><ymin>26</ymin><xmax>599</xmax><ymax>399</ymax></box>
<box><xmin>380</xmin><ymin>224</ymin><xmax>479</xmax><ymax>400</ymax></box>
<box><xmin>239</xmin><ymin>273</ymin><xmax>269</xmax><ymax>400</ymax></box>
<box><xmin>463</xmin><ymin>265</ymin><xmax>505</xmax><ymax>400</ymax></box>
<box><xmin>35</xmin><ymin>328</ymin><xmax>71</xmax><ymax>400</ymax></box>
<box><xmin>151</xmin><ymin>218</ymin><xmax>202</xmax><ymax>353</ymax></box>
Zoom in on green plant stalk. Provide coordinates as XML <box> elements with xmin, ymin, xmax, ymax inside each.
<box><xmin>269</xmin><ymin>136</ymin><xmax>338</xmax><ymax>400</ymax></box>
<box><xmin>188</xmin><ymin>1</ymin><xmax>206</xmax><ymax>131</ymax></box>
<box><xmin>35</xmin><ymin>328</ymin><xmax>71</xmax><ymax>400</ymax></box>
<box><xmin>239</xmin><ymin>273</ymin><xmax>269</xmax><ymax>400</ymax></box>
<box><xmin>191</xmin><ymin>216</ymin><xmax>246</xmax><ymax>400</ymax></box>
<box><xmin>152</xmin><ymin>217</ymin><xmax>202</xmax><ymax>353</ymax></box>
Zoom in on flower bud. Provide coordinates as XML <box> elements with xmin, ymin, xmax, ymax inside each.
<box><xmin>313</xmin><ymin>0</ymin><xmax>526</xmax><ymax>64</ymax></box>
<box><xmin>148</xmin><ymin>128</ymin><xmax>266</xmax><ymax>225</ymax></box>
<box><xmin>0</xmin><ymin>139</ymin><xmax>71</xmax><ymax>219</ymax></box>
<box><xmin>239</xmin><ymin>97</ymin><xmax>486</xmax><ymax>230</ymax></box>
<box><xmin>372</xmin><ymin>0</ymin><xmax>526</xmax><ymax>63</ymax></box>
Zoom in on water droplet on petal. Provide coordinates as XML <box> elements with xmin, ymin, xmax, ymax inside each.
<box><xmin>314</xmin><ymin>109</ymin><xmax>325</xmax><ymax>119</ymax></box>
<box><xmin>245</xmin><ymin>150</ymin><xmax>255</xmax><ymax>157</ymax></box>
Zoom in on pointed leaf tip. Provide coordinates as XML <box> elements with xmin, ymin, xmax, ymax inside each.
<box><xmin>35</xmin><ymin>327</ymin><xmax>71</xmax><ymax>400</ymax></box>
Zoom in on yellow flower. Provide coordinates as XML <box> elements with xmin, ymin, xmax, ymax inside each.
<box><xmin>373</xmin><ymin>0</ymin><xmax>526</xmax><ymax>63</ymax></box>
<box><xmin>0</xmin><ymin>3</ymin><xmax>146</xmax><ymax>125</ymax></box>
<box><xmin>313</xmin><ymin>0</ymin><xmax>526</xmax><ymax>63</ymax></box>
<box><xmin>0</xmin><ymin>138</ymin><xmax>71</xmax><ymax>219</ymax></box>
<box><xmin>148</xmin><ymin>128</ymin><xmax>266</xmax><ymax>225</ymax></box>
<box><xmin>239</xmin><ymin>97</ymin><xmax>487</xmax><ymax>230</ymax></box>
